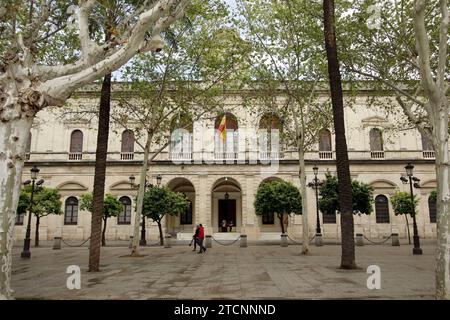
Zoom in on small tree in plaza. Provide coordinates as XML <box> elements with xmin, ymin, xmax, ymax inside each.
<box><xmin>318</xmin><ymin>173</ymin><xmax>374</xmax><ymax>217</ymax></box>
<box><xmin>80</xmin><ymin>193</ymin><xmax>123</xmax><ymax>246</ymax></box>
<box><xmin>17</xmin><ymin>186</ymin><xmax>63</xmax><ymax>247</ymax></box>
<box><xmin>142</xmin><ymin>186</ymin><xmax>190</xmax><ymax>246</ymax></box>
<box><xmin>390</xmin><ymin>191</ymin><xmax>420</xmax><ymax>244</ymax></box>
<box><xmin>254</xmin><ymin>180</ymin><xmax>302</xmax><ymax>234</ymax></box>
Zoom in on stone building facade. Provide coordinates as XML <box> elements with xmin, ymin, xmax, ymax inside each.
<box><xmin>13</xmin><ymin>85</ymin><xmax>440</xmax><ymax>242</ymax></box>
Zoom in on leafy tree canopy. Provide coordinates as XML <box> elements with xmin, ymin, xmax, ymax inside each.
<box><xmin>142</xmin><ymin>186</ymin><xmax>190</xmax><ymax>223</ymax></box>
<box><xmin>318</xmin><ymin>173</ymin><xmax>374</xmax><ymax>216</ymax></box>
<box><xmin>80</xmin><ymin>193</ymin><xmax>123</xmax><ymax>219</ymax></box>
<box><xmin>254</xmin><ymin>180</ymin><xmax>302</xmax><ymax>218</ymax></box>
<box><xmin>17</xmin><ymin>185</ymin><xmax>62</xmax><ymax>218</ymax></box>
<box><xmin>390</xmin><ymin>191</ymin><xmax>419</xmax><ymax>217</ymax></box>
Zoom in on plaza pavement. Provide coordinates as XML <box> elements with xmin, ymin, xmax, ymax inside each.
<box><xmin>10</xmin><ymin>242</ymin><xmax>436</xmax><ymax>300</ymax></box>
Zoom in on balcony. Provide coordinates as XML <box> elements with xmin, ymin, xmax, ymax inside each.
<box><xmin>259</xmin><ymin>151</ymin><xmax>283</xmax><ymax>160</ymax></box>
<box><xmin>318</xmin><ymin>151</ymin><xmax>333</xmax><ymax>160</ymax></box>
<box><xmin>120</xmin><ymin>152</ymin><xmax>134</xmax><ymax>160</ymax></box>
<box><xmin>170</xmin><ymin>152</ymin><xmax>193</xmax><ymax>161</ymax></box>
<box><xmin>423</xmin><ymin>150</ymin><xmax>435</xmax><ymax>159</ymax></box>
<box><xmin>370</xmin><ymin>151</ymin><xmax>385</xmax><ymax>159</ymax></box>
<box><xmin>68</xmin><ymin>152</ymin><xmax>83</xmax><ymax>160</ymax></box>
<box><xmin>214</xmin><ymin>152</ymin><xmax>238</xmax><ymax>160</ymax></box>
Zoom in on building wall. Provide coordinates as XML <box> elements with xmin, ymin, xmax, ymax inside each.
<box><xmin>14</xmin><ymin>90</ymin><xmax>441</xmax><ymax>242</ymax></box>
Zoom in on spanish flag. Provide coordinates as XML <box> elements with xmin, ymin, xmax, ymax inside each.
<box><xmin>218</xmin><ymin>114</ymin><xmax>226</xmax><ymax>141</ymax></box>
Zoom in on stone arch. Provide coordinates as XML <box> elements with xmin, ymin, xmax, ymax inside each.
<box><xmin>211</xmin><ymin>177</ymin><xmax>242</xmax><ymax>233</ymax></box>
<box><xmin>110</xmin><ymin>180</ymin><xmax>133</xmax><ymax>191</ymax></box>
<box><xmin>57</xmin><ymin>181</ymin><xmax>88</xmax><ymax>191</ymax></box>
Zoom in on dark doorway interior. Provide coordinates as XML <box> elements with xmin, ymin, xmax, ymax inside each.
<box><xmin>218</xmin><ymin>199</ymin><xmax>236</xmax><ymax>232</ymax></box>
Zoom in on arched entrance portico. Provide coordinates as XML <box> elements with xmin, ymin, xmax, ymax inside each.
<box><xmin>211</xmin><ymin>177</ymin><xmax>242</xmax><ymax>233</ymax></box>
<box><xmin>166</xmin><ymin>177</ymin><xmax>195</xmax><ymax>237</ymax></box>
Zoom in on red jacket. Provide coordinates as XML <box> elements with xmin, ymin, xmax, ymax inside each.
<box><xmin>198</xmin><ymin>226</ymin><xmax>205</xmax><ymax>239</ymax></box>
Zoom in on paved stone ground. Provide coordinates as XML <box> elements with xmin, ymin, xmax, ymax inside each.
<box><xmin>10</xmin><ymin>243</ymin><xmax>436</xmax><ymax>300</ymax></box>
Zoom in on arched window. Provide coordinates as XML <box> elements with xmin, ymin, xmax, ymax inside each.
<box><xmin>180</xmin><ymin>200</ymin><xmax>193</xmax><ymax>225</ymax></box>
<box><xmin>118</xmin><ymin>196</ymin><xmax>132</xmax><ymax>225</ymax></box>
<box><xmin>428</xmin><ymin>195</ymin><xmax>437</xmax><ymax>223</ymax></box>
<box><xmin>170</xmin><ymin>115</ymin><xmax>193</xmax><ymax>160</ymax></box>
<box><xmin>26</xmin><ymin>132</ymin><xmax>32</xmax><ymax>160</ymax></box>
<box><xmin>375</xmin><ymin>195</ymin><xmax>390</xmax><ymax>223</ymax></box>
<box><xmin>64</xmin><ymin>197</ymin><xmax>79</xmax><ymax>225</ymax></box>
<box><xmin>121</xmin><ymin>130</ymin><xmax>135</xmax><ymax>160</ymax></box>
<box><xmin>262</xmin><ymin>212</ymin><xmax>275</xmax><ymax>224</ymax></box>
<box><xmin>69</xmin><ymin>130</ymin><xmax>83</xmax><ymax>160</ymax></box>
<box><xmin>259</xmin><ymin>113</ymin><xmax>282</xmax><ymax>158</ymax></box>
<box><xmin>319</xmin><ymin>129</ymin><xmax>332</xmax><ymax>151</ymax></box>
<box><xmin>369</xmin><ymin>128</ymin><xmax>383</xmax><ymax>151</ymax></box>
<box><xmin>215</xmin><ymin>112</ymin><xmax>238</xmax><ymax>158</ymax></box>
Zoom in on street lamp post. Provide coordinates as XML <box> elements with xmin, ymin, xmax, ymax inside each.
<box><xmin>21</xmin><ymin>165</ymin><xmax>44</xmax><ymax>259</ymax></box>
<box><xmin>402</xmin><ymin>163</ymin><xmax>422</xmax><ymax>255</ymax></box>
<box><xmin>308</xmin><ymin>165</ymin><xmax>323</xmax><ymax>246</ymax></box>
<box><xmin>130</xmin><ymin>174</ymin><xmax>161</xmax><ymax>246</ymax></box>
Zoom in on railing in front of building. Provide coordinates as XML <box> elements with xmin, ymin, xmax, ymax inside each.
<box><xmin>423</xmin><ymin>150</ymin><xmax>435</xmax><ymax>159</ymax></box>
<box><xmin>68</xmin><ymin>152</ymin><xmax>83</xmax><ymax>160</ymax></box>
<box><xmin>170</xmin><ymin>152</ymin><xmax>193</xmax><ymax>160</ymax></box>
<box><xmin>259</xmin><ymin>151</ymin><xmax>284</xmax><ymax>160</ymax></box>
<box><xmin>370</xmin><ymin>151</ymin><xmax>385</xmax><ymax>159</ymax></box>
<box><xmin>120</xmin><ymin>152</ymin><xmax>134</xmax><ymax>160</ymax></box>
<box><xmin>27</xmin><ymin>149</ymin><xmax>444</xmax><ymax>162</ymax></box>
<box><xmin>214</xmin><ymin>152</ymin><xmax>238</xmax><ymax>160</ymax></box>
<box><xmin>318</xmin><ymin>151</ymin><xmax>333</xmax><ymax>160</ymax></box>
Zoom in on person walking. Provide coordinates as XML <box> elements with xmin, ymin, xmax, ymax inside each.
<box><xmin>197</xmin><ymin>224</ymin><xmax>207</xmax><ymax>254</ymax></box>
<box><xmin>190</xmin><ymin>224</ymin><xmax>200</xmax><ymax>251</ymax></box>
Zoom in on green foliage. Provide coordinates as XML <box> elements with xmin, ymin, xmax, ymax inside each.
<box><xmin>17</xmin><ymin>185</ymin><xmax>62</xmax><ymax>218</ymax></box>
<box><xmin>318</xmin><ymin>173</ymin><xmax>374</xmax><ymax>215</ymax></box>
<box><xmin>254</xmin><ymin>180</ymin><xmax>302</xmax><ymax>218</ymax></box>
<box><xmin>142</xmin><ymin>186</ymin><xmax>190</xmax><ymax>223</ymax></box>
<box><xmin>80</xmin><ymin>193</ymin><xmax>123</xmax><ymax>219</ymax></box>
<box><xmin>429</xmin><ymin>190</ymin><xmax>437</xmax><ymax>202</ymax></box>
<box><xmin>390</xmin><ymin>191</ymin><xmax>419</xmax><ymax>217</ymax></box>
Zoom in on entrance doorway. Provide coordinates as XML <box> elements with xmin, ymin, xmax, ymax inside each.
<box><xmin>218</xmin><ymin>199</ymin><xmax>236</xmax><ymax>232</ymax></box>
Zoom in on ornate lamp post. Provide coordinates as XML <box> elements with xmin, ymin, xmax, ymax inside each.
<box><xmin>21</xmin><ymin>165</ymin><xmax>44</xmax><ymax>258</ymax></box>
<box><xmin>401</xmin><ymin>163</ymin><xmax>422</xmax><ymax>255</ymax></box>
<box><xmin>308</xmin><ymin>165</ymin><xmax>323</xmax><ymax>246</ymax></box>
<box><xmin>129</xmin><ymin>175</ymin><xmax>153</xmax><ymax>246</ymax></box>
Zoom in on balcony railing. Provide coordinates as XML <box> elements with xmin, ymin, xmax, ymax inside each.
<box><xmin>259</xmin><ymin>151</ymin><xmax>283</xmax><ymax>160</ymax></box>
<box><xmin>319</xmin><ymin>151</ymin><xmax>333</xmax><ymax>160</ymax></box>
<box><xmin>170</xmin><ymin>152</ymin><xmax>193</xmax><ymax>160</ymax></box>
<box><xmin>370</xmin><ymin>151</ymin><xmax>385</xmax><ymax>159</ymax></box>
<box><xmin>214</xmin><ymin>152</ymin><xmax>238</xmax><ymax>160</ymax></box>
<box><xmin>120</xmin><ymin>152</ymin><xmax>134</xmax><ymax>160</ymax></box>
<box><xmin>68</xmin><ymin>152</ymin><xmax>83</xmax><ymax>160</ymax></box>
<box><xmin>423</xmin><ymin>150</ymin><xmax>435</xmax><ymax>159</ymax></box>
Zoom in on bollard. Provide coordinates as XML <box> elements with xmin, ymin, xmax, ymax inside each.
<box><xmin>164</xmin><ymin>235</ymin><xmax>171</xmax><ymax>248</ymax></box>
<box><xmin>391</xmin><ymin>233</ymin><xmax>400</xmax><ymax>246</ymax></box>
<box><xmin>355</xmin><ymin>233</ymin><xmax>364</xmax><ymax>246</ymax></box>
<box><xmin>240</xmin><ymin>234</ymin><xmax>247</xmax><ymax>248</ymax></box>
<box><xmin>281</xmin><ymin>233</ymin><xmax>288</xmax><ymax>247</ymax></box>
<box><xmin>205</xmin><ymin>235</ymin><xmax>212</xmax><ymax>248</ymax></box>
<box><xmin>315</xmin><ymin>233</ymin><xmax>323</xmax><ymax>246</ymax></box>
<box><xmin>53</xmin><ymin>237</ymin><xmax>61</xmax><ymax>250</ymax></box>
<box><xmin>128</xmin><ymin>236</ymin><xmax>134</xmax><ymax>249</ymax></box>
